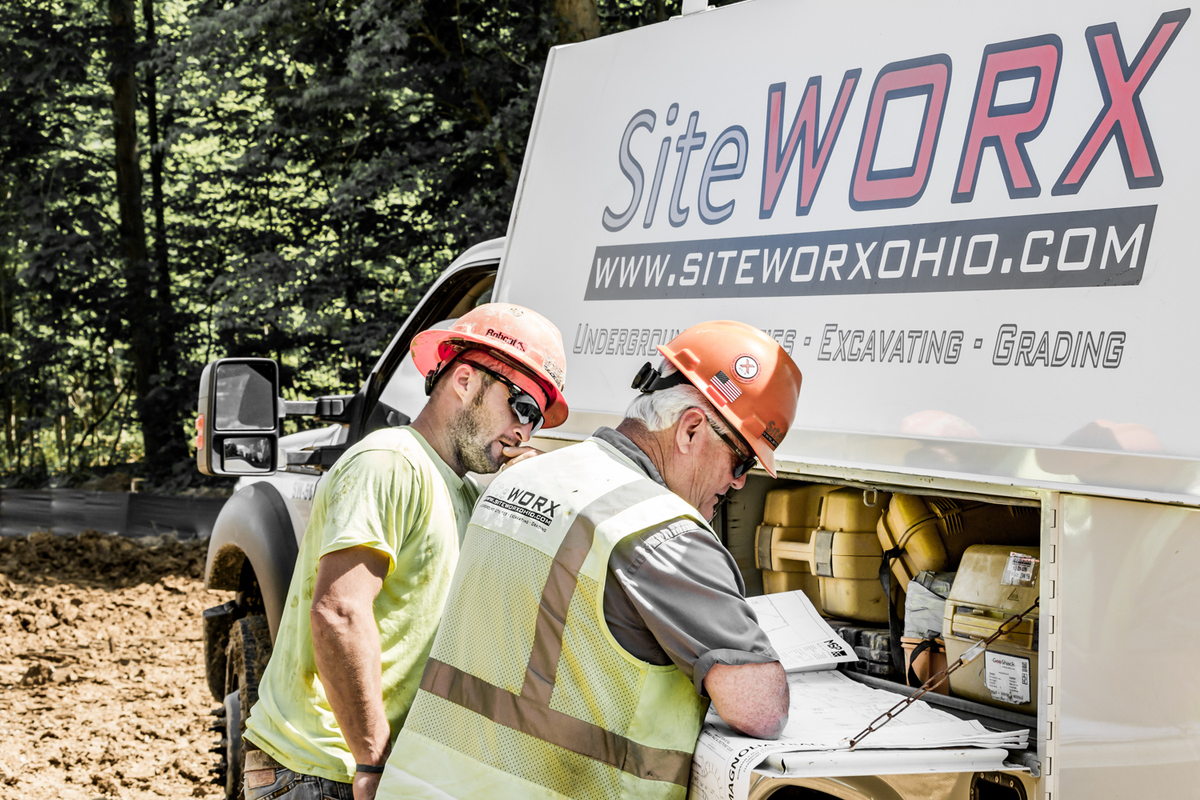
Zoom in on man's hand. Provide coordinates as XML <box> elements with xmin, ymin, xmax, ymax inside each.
<box><xmin>310</xmin><ymin>546</ymin><xmax>391</xmax><ymax>784</ymax></box>
<box><xmin>703</xmin><ymin>661</ymin><xmax>789</xmax><ymax>739</ymax></box>
<box><xmin>500</xmin><ymin>444</ymin><xmax>544</xmax><ymax>469</ymax></box>
<box><xmin>353</xmin><ymin>770</ymin><xmax>382</xmax><ymax>800</ymax></box>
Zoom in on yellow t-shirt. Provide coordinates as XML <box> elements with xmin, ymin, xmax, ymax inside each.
<box><xmin>244</xmin><ymin>426</ymin><xmax>480</xmax><ymax>782</ymax></box>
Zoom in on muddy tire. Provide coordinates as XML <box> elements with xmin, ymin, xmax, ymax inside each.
<box><xmin>220</xmin><ymin>615</ymin><xmax>272</xmax><ymax>799</ymax></box>
<box><xmin>203</xmin><ymin>600</ymin><xmax>239</xmax><ymax>702</ymax></box>
<box><xmin>205</xmin><ymin>630</ymin><xmax>229</xmax><ymax>703</ymax></box>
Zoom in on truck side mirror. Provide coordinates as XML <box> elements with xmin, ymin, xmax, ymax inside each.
<box><xmin>197</xmin><ymin>358</ymin><xmax>281</xmax><ymax>476</ymax></box>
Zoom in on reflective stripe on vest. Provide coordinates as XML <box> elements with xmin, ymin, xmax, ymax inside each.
<box><xmin>420</xmin><ymin>659</ymin><xmax>692</xmax><ymax>786</ymax></box>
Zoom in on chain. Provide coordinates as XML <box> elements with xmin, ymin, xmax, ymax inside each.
<box><xmin>846</xmin><ymin>598</ymin><xmax>1039</xmax><ymax>750</ymax></box>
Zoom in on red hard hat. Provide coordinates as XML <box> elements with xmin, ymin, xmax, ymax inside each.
<box><xmin>656</xmin><ymin>321</ymin><xmax>801</xmax><ymax>476</ymax></box>
<box><xmin>410</xmin><ymin>303</ymin><xmax>569</xmax><ymax>428</ymax></box>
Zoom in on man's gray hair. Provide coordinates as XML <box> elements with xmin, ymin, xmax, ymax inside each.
<box><xmin>624</xmin><ymin>361</ymin><xmax>714</xmax><ymax>432</ymax></box>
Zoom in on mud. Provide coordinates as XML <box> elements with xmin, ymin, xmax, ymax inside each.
<box><xmin>0</xmin><ymin>530</ymin><xmax>231</xmax><ymax>798</ymax></box>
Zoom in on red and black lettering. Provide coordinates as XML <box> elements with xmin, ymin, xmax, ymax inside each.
<box><xmin>758</xmin><ymin>71</ymin><xmax>861</xmax><ymax>219</ymax></box>
<box><xmin>953</xmin><ymin>36</ymin><xmax>1062</xmax><ymax>203</ymax></box>
<box><xmin>850</xmin><ymin>55</ymin><xmax>953</xmax><ymax>211</ymax></box>
<box><xmin>1053</xmin><ymin>9</ymin><xmax>1190</xmax><ymax>196</ymax></box>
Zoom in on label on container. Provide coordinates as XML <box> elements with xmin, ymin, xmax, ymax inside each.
<box><xmin>984</xmin><ymin>652</ymin><xmax>1031</xmax><ymax>705</ymax></box>
<box><xmin>1001</xmin><ymin>552</ymin><xmax>1039</xmax><ymax>587</ymax></box>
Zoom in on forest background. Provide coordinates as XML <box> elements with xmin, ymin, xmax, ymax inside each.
<box><xmin>0</xmin><ymin>0</ymin><xmax>731</xmax><ymax>490</ymax></box>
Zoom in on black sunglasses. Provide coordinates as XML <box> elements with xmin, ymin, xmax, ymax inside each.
<box><xmin>479</xmin><ymin>367</ymin><xmax>545</xmax><ymax>435</ymax></box>
<box><xmin>706</xmin><ymin>416</ymin><xmax>757</xmax><ymax>479</ymax></box>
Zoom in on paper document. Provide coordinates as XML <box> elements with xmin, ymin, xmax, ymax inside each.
<box><xmin>747</xmin><ymin>590</ymin><xmax>858</xmax><ymax>672</ymax></box>
<box><xmin>688</xmin><ymin>671</ymin><xmax>1029</xmax><ymax>800</ymax></box>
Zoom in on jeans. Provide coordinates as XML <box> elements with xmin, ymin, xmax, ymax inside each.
<box><xmin>243</xmin><ymin>764</ymin><xmax>354</xmax><ymax>800</ymax></box>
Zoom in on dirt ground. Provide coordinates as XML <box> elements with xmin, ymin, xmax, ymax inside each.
<box><xmin>0</xmin><ymin>530</ymin><xmax>232</xmax><ymax>799</ymax></box>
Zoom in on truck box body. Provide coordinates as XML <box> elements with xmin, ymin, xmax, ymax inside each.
<box><xmin>487</xmin><ymin>1</ymin><xmax>1200</xmax><ymax>797</ymax></box>
<box><xmin>498</xmin><ymin>0</ymin><xmax>1196</xmax><ymax>488</ymax></box>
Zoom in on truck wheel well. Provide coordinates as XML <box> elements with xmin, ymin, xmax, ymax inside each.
<box><xmin>207</xmin><ymin>542</ymin><xmax>247</xmax><ymax>592</ymax></box>
<box><xmin>203</xmin><ymin>482</ymin><xmax>298</xmax><ymax>639</ymax></box>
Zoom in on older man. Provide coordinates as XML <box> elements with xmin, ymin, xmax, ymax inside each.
<box><xmin>241</xmin><ymin>304</ymin><xmax>568</xmax><ymax>800</ymax></box>
<box><xmin>379</xmin><ymin>320</ymin><xmax>802</xmax><ymax>800</ymax></box>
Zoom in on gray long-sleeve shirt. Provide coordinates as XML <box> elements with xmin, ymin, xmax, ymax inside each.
<box><xmin>594</xmin><ymin>427</ymin><xmax>779</xmax><ymax>695</ymax></box>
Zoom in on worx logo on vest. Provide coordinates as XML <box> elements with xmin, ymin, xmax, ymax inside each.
<box><xmin>481</xmin><ymin>486</ymin><xmax>561</xmax><ymax>529</ymax></box>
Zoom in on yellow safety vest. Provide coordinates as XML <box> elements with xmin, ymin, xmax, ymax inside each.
<box><xmin>381</xmin><ymin>438</ymin><xmax>712</xmax><ymax>800</ymax></box>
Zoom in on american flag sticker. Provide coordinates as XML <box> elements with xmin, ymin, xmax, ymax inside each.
<box><xmin>710</xmin><ymin>370</ymin><xmax>742</xmax><ymax>402</ymax></box>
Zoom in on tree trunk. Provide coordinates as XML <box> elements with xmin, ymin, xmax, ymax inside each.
<box><xmin>141</xmin><ymin>0</ymin><xmax>185</xmax><ymax>475</ymax></box>
<box><xmin>143</xmin><ymin>0</ymin><xmax>171</xmax><ymax>320</ymax></box>
<box><xmin>552</xmin><ymin>0</ymin><xmax>600</xmax><ymax>44</ymax></box>
<box><xmin>108</xmin><ymin>0</ymin><xmax>162</xmax><ymax>470</ymax></box>
<box><xmin>0</xmin><ymin>251</ymin><xmax>12</xmax><ymax>468</ymax></box>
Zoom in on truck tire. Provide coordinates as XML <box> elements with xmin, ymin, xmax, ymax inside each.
<box><xmin>203</xmin><ymin>600</ymin><xmax>239</xmax><ymax>702</ymax></box>
<box><xmin>220</xmin><ymin>614</ymin><xmax>272</xmax><ymax>799</ymax></box>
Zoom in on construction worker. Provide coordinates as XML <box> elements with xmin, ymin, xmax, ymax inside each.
<box><xmin>377</xmin><ymin>320</ymin><xmax>803</xmax><ymax>800</ymax></box>
<box><xmin>241</xmin><ymin>304</ymin><xmax>569</xmax><ymax>800</ymax></box>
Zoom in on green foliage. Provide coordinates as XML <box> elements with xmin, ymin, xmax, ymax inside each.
<box><xmin>0</xmin><ymin>0</ymin><xmax>679</xmax><ymax>487</ymax></box>
<box><xmin>171</xmin><ymin>0</ymin><xmax>562</xmax><ymax>392</ymax></box>
<box><xmin>0</xmin><ymin>0</ymin><xmax>136</xmax><ymax>482</ymax></box>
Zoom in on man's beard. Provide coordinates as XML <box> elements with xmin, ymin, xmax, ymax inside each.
<box><xmin>448</xmin><ymin>389</ymin><xmax>503</xmax><ymax>474</ymax></box>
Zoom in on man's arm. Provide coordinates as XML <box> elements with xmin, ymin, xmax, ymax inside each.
<box><xmin>605</xmin><ymin>522</ymin><xmax>789</xmax><ymax>740</ymax></box>
<box><xmin>310</xmin><ymin>545</ymin><xmax>391</xmax><ymax>798</ymax></box>
<box><xmin>703</xmin><ymin>661</ymin><xmax>789</xmax><ymax>739</ymax></box>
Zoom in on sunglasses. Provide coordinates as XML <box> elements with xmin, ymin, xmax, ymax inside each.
<box><xmin>706</xmin><ymin>416</ymin><xmax>757</xmax><ymax>479</ymax></box>
<box><xmin>479</xmin><ymin>367</ymin><xmax>545</xmax><ymax>435</ymax></box>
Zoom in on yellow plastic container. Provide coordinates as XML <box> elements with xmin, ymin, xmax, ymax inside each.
<box><xmin>942</xmin><ymin>545</ymin><xmax>1040</xmax><ymax>714</ymax></box>
<box><xmin>755</xmin><ymin>484</ymin><xmax>839</xmax><ymax>607</ymax></box>
<box><xmin>756</xmin><ymin>486</ymin><xmax>894</xmax><ymax>623</ymax></box>
<box><xmin>877</xmin><ymin>494</ymin><xmax>1039</xmax><ymax>593</ymax></box>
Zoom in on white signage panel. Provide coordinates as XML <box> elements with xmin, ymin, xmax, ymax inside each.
<box><xmin>499</xmin><ymin>0</ymin><xmax>1199</xmax><ymax>467</ymax></box>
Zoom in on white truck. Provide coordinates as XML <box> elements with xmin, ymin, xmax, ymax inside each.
<box><xmin>197</xmin><ymin>0</ymin><xmax>1200</xmax><ymax>797</ymax></box>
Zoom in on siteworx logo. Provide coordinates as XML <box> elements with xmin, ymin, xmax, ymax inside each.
<box><xmin>587</xmin><ymin>10</ymin><xmax>1186</xmax><ymax>302</ymax></box>
<box><xmin>482</xmin><ymin>486</ymin><xmax>561</xmax><ymax>528</ymax></box>
<box><xmin>600</xmin><ymin>11</ymin><xmax>1188</xmax><ymax>229</ymax></box>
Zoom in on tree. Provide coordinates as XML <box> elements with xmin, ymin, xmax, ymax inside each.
<box><xmin>171</xmin><ymin>0</ymin><xmax>564</xmax><ymax>395</ymax></box>
<box><xmin>1</xmin><ymin>0</ymin><xmax>692</xmax><ymax>486</ymax></box>
<box><xmin>109</xmin><ymin>0</ymin><xmax>179</xmax><ymax>472</ymax></box>
<box><xmin>0</xmin><ymin>0</ymin><xmax>130</xmax><ymax>481</ymax></box>
<box><xmin>555</xmin><ymin>0</ymin><xmax>601</xmax><ymax>43</ymax></box>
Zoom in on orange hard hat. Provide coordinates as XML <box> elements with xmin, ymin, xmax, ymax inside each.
<box><xmin>634</xmin><ymin>321</ymin><xmax>801</xmax><ymax>476</ymax></box>
<box><xmin>410</xmin><ymin>303</ymin><xmax>569</xmax><ymax>428</ymax></box>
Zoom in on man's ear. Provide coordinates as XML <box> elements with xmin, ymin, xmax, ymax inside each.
<box><xmin>674</xmin><ymin>407</ymin><xmax>708</xmax><ymax>456</ymax></box>
<box><xmin>444</xmin><ymin>362</ymin><xmax>479</xmax><ymax>405</ymax></box>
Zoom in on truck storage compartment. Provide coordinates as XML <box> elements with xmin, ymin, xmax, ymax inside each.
<box><xmin>728</xmin><ymin>475</ymin><xmax>1043</xmax><ymax>781</ymax></box>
